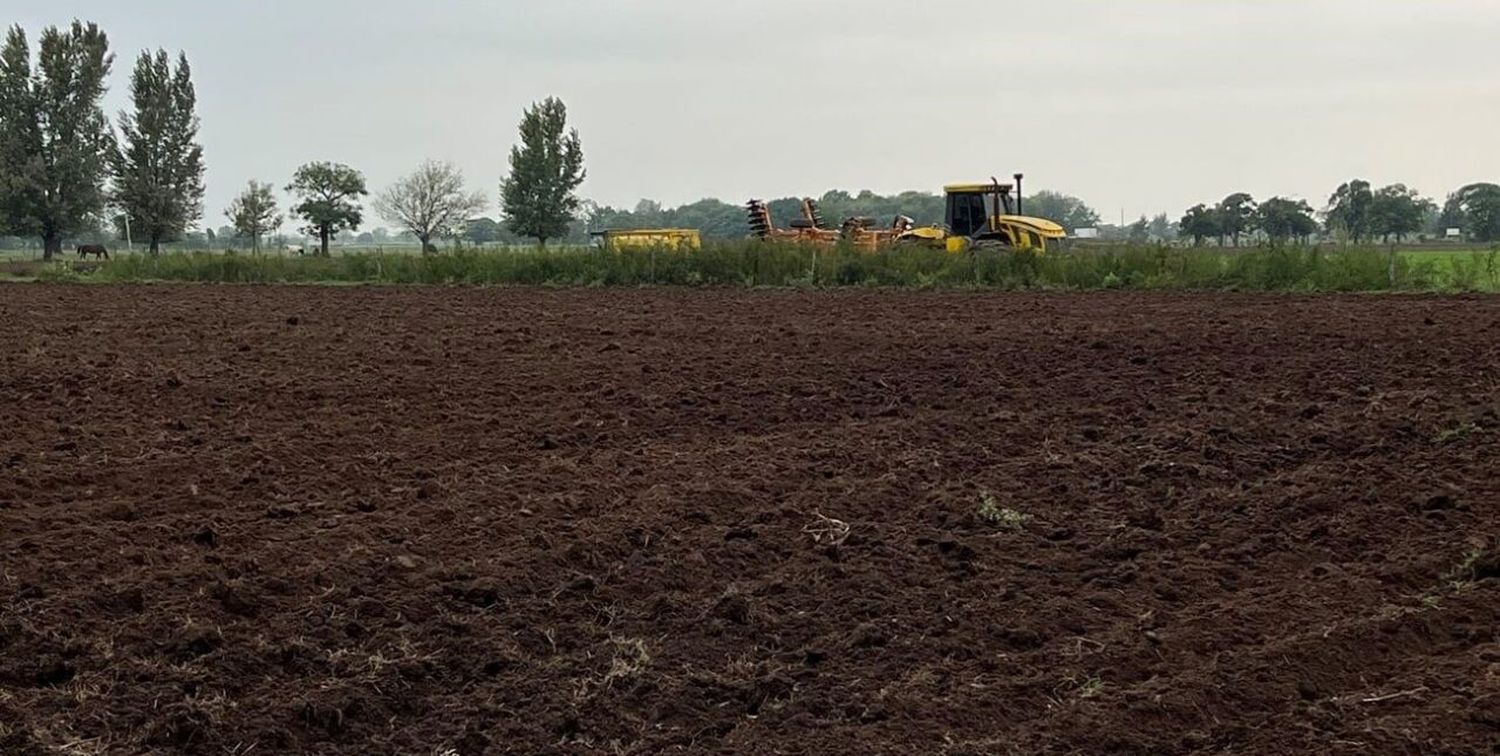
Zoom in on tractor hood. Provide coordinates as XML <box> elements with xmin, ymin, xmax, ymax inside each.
<box><xmin>998</xmin><ymin>215</ymin><xmax>1067</xmax><ymax>239</ymax></box>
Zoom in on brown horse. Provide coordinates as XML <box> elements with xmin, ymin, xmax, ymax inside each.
<box><xmin>76</xmin><ymin>244</ymin><xmax>110</xmax><ymax>260</ymax></box>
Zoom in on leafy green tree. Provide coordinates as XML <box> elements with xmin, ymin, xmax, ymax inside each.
<box><xmin>673</xmin><ymin>198</ymin><xmax>752</xmax><ymax>238</ymax></box>
<box><xmin>114</xmin><ymin>50</ymin><xmax>204</xmax><ymax>254</ymax></box>
<box><xmin>225</xmin><ymin>180</ymin><xmax>282</xmax><ymax>252</ymax></box>
<box><xmin>762</xmin><ymin>197</ymin><xmax>805</xmax><ymax>229</ymax></box>
<box><xmin>630</xmin><ymin>199</ymin><xmax>666</xmax><ymax>227</ymax></box>
<box><xmin>1420</xmin><ymin>201</ymin><xmax>1441</xmax><ymax>238</ymax></box>
<box><xmin>500</xmin><ymin>97</ymin><xmax>585</xmax><ymax>247</ymax></box>
<box><xmin>891</xmin><ymin>191</ymin><xmax>945</xmax><ymax>226</ymax></box>
<box><xmin>215</xmin><ymin>224</ymin><xmax>240</xmax><ymax>248</ymax></box>
<box><xmin>1435</xmin><ymin>192</ymin><xmax>1467</xmax><ymax>237</ymax></box>
<box><xmin>1148</xmin><ymin>213</ymin><xmax>1175</xmax><ymax>241</ymax></box>
<box><xmin>375</xmin><ymin>160</ymin><xmax>486</xmax><ymax>253</ymax></box>
<box><xmin>1253</xmin><ymin>197</ymin><xmax>1318</xmax><ymax>244</ymax></box>
<box><xmin>1454</xmin><ymin>183</ymin><xmax>1500</xmax><ymax>242</ymax></box>
<box><xmin>0</xmin><ymin>22</ymin><xmax>114</xmax><ymax>260</ymax></box>
<box><xmin>573</xmin><ymin>199</ymin><xmax>600</xmax><ymax>237</ymax></box>
<box><xmin>812</xmin><ymin>189</ymin><xmax>944</xmax><ymax>229</ymax></box>
<box><xmin>1179</xmin><ymin>204</ymin><xmax>1221</xmax><ymax>246</ymax></box>
<box><xmin>589</xmin><ymin>197</ymin><xmax>752</xmax><ymax>240</ymax></box>
<box><xmin>287</xmin><ymin>162</ymin><xmax>367</xmax><ymax>256</ymax></box>
<box><xmin>1216</xmin><ymin>193</ymin><xmax>1257</xmax><ymax>246</ymax></box>
<box><xmin>465</xmin><ymin>217</ymin><xmax>502</xmax><ymax>245</ymax></box>
<box><xmin>1367</xmin><ymin>184</ymin><xmax>1431</xmax><ymax>243</ymax></box>
<box><xmin>1021</xmin><ymin>190</ymin><xmax>1101</xmax><ymax>233</ymax></box>
<box><xmin>1127</xmin><ymin>215</ymin><xmax>1150</xmax><ymax>243</ymax></box>
<box><xmin>1325</xmin><ymin>179</ymin><xmax>1374</xmax><ymax>243</ymax></box>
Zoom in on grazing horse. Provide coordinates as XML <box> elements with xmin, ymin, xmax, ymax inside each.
<box><xmin>76</xmin><ymin>244</ymin><xmax>110</xmax><ymax>260</ymax></box>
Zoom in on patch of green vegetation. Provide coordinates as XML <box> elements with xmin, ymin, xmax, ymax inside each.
<box><xmin>978</xmin><ymin>493</ymin><xmax>1031</xmax><ymax>530</ymax></box>
<box><xmin>1399</xmin><ymin>249</ymin><xmax>1500</xmax><ymax>291</ymax></box>
<box><xmin>1078</xmin><ymin>677</ymin><xmax>1106</xmax><ymax>699</ymax></box>
<box><xmin>34</xmin><ymin>263</ymin><xmax>87</xmax><ymax>283</ymax></box>
<box><xmin>1434</xmin><ymin>422</ymin><xmax>1479</xmax><ymax>445</ymax></box>
<box><xmin>1057</xmin><ymin>675</ymin><xmax>1106</xmax><ymax>700</ymax></box>
<box><xmin>1438</xmin><ymin>542</ymin><xmax>1498</xmax><ymax>593</ymax></box>
<box><xmin>29</xmin><ymin>242</ymin><xmax>1500</xmax><ymax>291</ymax></box>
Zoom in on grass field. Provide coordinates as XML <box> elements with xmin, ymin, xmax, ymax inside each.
<box><xmin>4</xmin><ymin>242</ymin><xmax>1498</xmax><ymax>291</ymax></box>
<box><xmin>1399</xmin><ymin>248</ymin><xmax>1500</xmax><ymax>286</ymax></box>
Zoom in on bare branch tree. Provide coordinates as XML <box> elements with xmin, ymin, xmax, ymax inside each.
<box><xmin>375</xmin><ymin>160</ymin><xmax>487</xmax><ymax>254</ymax></box>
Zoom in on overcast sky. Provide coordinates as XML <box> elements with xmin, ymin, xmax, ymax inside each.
<box><xmin>12</xmin><ymin>0</ymin><xmax>1500</xmax><ymax>228</ymax></box>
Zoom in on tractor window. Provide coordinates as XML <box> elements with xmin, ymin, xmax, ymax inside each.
<box><xmin>948</xmin><ymin>194</ymin><xmax>989</xmax><ymax>237</ymax></box>
<box><xmin>988</xmin><ymin>192</ymin><xmax>1017</xmax><ymax>217</ymax></box>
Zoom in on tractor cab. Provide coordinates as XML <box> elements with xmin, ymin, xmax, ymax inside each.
<box><xmin>945</xmin><ymin>182</ymin><xmax>1018</xmax><ymax>239</ymax></box>
<box><xmin>936</xmin><ymin>174</ymin><xmax>1067</xmax><ymax>253</ymax></box>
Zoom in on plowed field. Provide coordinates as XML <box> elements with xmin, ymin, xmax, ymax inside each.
<box><xmin>2</xmin><ymin>285</ymin><xmax>1497</xmax><ymax>754</ymax></box>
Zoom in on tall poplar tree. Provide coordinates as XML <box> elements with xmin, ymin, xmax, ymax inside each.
<box><xmin>114</xmin><ymin>49</ymin><xmax>205</xmax><ymax>254</ymax></box>
<box><xmin>0</xmin><ymin>22</ymin><xmax>114</xmax><ymax>259</ymax></box>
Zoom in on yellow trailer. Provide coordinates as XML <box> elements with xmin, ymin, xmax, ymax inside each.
<box><xmin>591</xmin><ymin>228</ymin><xmax>702</xmax><ymax>252</ymax></box>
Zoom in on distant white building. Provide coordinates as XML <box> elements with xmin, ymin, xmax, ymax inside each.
<box><xmin>1074</xmin><ymin>228</ymin><xmax>1100</xmax><ymax>240</ymax></box>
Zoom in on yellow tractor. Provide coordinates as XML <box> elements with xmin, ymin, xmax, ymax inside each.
<box><xmin>902</xmin><ymin>174</ymin><xmax>1067</xmax><ymax>253</ymax></box>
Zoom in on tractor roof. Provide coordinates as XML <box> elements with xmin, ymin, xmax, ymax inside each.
<box><xmin>944</xmin><ymin>183</ymin><xmax>1013</xmax><ymax>194</ymax></box>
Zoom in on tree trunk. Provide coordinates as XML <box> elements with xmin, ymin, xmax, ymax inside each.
<box><xmin>252</xmin><ymin>234</ymin><xmax>260</xmax><ymax>253</ymax></box>
<box><xmin>538</xmin><ymin>236</ymin><xmax>548</xmax><ymax>249</ymax></box>
<box><xmin>149</xmin><ymin>237</ymin><xmax>161</xmax><ymax>256</ymax></box>
<box><xmin>420</xmin><ymin>235</ymin><xmax>435</xmax><ymax>255</ymax></box>
<box><xmin>42</xmin><ymin>231</ymin><xmax>61</xmax><ymax>261</ymax></box>
<box><xmin>320</xmin><ymin>226</ymin><xmax>331</xmax><ymax>257</ymax></box>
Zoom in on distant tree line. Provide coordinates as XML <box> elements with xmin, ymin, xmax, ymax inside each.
<box><xmin>1179</xmin><ymin>180</ymin><xmax>1500</xmax><ymax>246</ymax></box>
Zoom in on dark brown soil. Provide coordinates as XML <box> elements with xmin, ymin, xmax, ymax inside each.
<box><xmin>2</xmin><ymin>285</ymin><xmax>1497</xmax><ymax>755</ymax></box>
